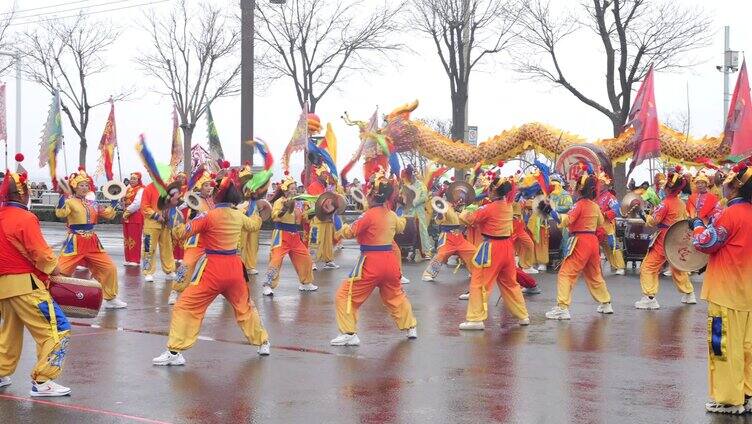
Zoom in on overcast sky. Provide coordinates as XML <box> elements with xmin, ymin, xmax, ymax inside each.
<box><xmin>0</xmin><ymin>0</ymin><xmax>748</xmax><ymax>186</ymax></box>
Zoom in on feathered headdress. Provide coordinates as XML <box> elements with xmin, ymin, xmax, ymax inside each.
<box><xmin>136</xmin><ymin>134</ymin><xmax>171</xmax><ymax>196</ymax></box>
<box><xmin>725</xmin><ymin>156</ymin><xmax>752</xmax><ymax>188</ymax></box>
<box><xmin>0</xmin><ymin>153</ymin><xmax>28</xmax><ymax>202</ymax></box>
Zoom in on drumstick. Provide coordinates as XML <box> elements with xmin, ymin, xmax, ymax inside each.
<box><xmin>453</xmin><ymin>259</ymin><xmax>463</xmax><ymax>274</ymax></box>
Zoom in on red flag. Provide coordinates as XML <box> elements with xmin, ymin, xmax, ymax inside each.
<box><xmin>723</xmin><ymin>59</ymin><xmax>752</xmax><ymax>162</ymax></box>
<box><xmin>96</xmin><ymin>100</ymin><xmax>117</xmax><ymax>180</ymax></box>
<box><xmin>625</xmin><ymin>65</ymin><xmax>660</xmax><ymax>177</ymax></box>
<box><xmin>170</xmin><ymin>104</ymin><xmax>183</xmax><ymax>172</ymax></box>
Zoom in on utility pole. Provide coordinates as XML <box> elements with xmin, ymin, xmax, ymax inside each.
<box><xmin>717</xmin><ymin>26</ymin><xmax>739</xmax><ymax>125</ymax></box>
<box><xmin>240</xmin><ymin>0</ymin><xmax>255</xmax><ymax>165</ymax></box>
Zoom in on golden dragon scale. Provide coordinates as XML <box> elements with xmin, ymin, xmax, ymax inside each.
<box><xmin>382</xmin><ymin>101</ymin><xmax>728</xmax><ymax>169</ymax></box>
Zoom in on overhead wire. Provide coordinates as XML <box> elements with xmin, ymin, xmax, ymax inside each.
<box><xmin>8</xmin><ymin>0</ymin><xmax>170</xmax><ymax>26</ymax></box>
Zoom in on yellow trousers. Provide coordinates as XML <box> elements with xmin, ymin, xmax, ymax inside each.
<box><xmin>240</xmin><ymin>229</ymin><xmax>259</xmax><ymax>270</ymax></box>
<box><xmin>172</xmin><ymin>247</ymin><xmax>203</xmax><ymax>294</ymax></box>
<box><xmin>310</xmin><ymin>219</ymin><xmax>335</xmax><ymax>263</ymax></box>
<box><xmin>707</xmin><ymin>302</ymin><xmax>752</xmax><ymax>406</ymax></box>
<box><xmin>557</xmin><ymin>235</ymin><xmax>611</xmax><ymax>308</ymax></box>
<box><xmin>142</xmin><ymin>226</ymin><xmax>175</xmax><ymax>275</ymax></box>
<box><xmin>466</xmin><ymin>239</ymin><xmax>528</xmax><ymax>322</ymax></box>
<box><xmin>639</xmin><ymin>241</ymin><xmax>693</xmax><ymax>297</ymax></box>
<box><xmin>58</xmin><ymin>251</ymin><xmax>119</xmax><ymax>301</ymax></box>
<box><xmin>168</xmin><ymin>255</ymin><xmax>268</xmax><ymax>351</ymax></box>
<box><xmin>0</xmin><ymin>290</ymin><xmax>70</xmax><ymax>382</ymax></box>
<box><xmin>602</xmin><ymin>243</ymin><xmax>626</xmax><ymax>270</ymax></box>
<box><xmin>532</xmin><ymin>227</ymin><xmax>549</xmax><ymax>266</ymax></box>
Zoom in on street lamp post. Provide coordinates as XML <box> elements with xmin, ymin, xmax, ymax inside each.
<box><xmin>241</xmin><ymin>0</ymin><xmax>286</xmax><ymax>166</ymax></box>
<box><xmin>0</xmin><ymin>51</ymin><xmax>20</xmax><ymax>163</ymax></box>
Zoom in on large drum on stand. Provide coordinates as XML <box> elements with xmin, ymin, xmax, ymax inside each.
<box><xmin>619</xmin><ymin>218</ymin><xmax>657</xmax><ymax>267</ymax></box>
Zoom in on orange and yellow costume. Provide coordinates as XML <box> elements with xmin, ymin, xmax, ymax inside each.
<box><xmin>167</xmin><ymin>203</ymin><xmax>267</xmax><ymax>351</ymax></box>
<box><xmin>553</xmin><ymin>198</ymin><xmax>612</xmax><ymax>309</ymax></box>
<box><xmin>140</xmin><ymin>183</ymin><xmax>176</xmax><ymax>276</ymax></box>
<box><xmin>0</xmin><ymin>191</ymin><xmax>70</xmax><ymax>384</ymax></box>
<box><xmin>334</xmin><ymin>205</ymin><xmax>416</xmax><ymax>334</ymax></box>
<box><xmin>639</xmin><ymin>193</ymin><xmax>694</xmax><ymax>299</ymax></box>
<box><xmin>422</xmin><ymin>205</ymin><xmax>476</xmax><ymax>281</ymax></box>
<box><xmin>55</xmin><ymin>172</ymin><xmax>120</xmax><ymax>302</ymax></box>
<box><xmin>460</xmin><ymin>199</ymin><xmax>529</xmax><ymax>324</ymax></box>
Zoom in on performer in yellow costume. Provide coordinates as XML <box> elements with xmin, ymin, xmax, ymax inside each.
<box><xmin>140</xmin><ymin>173</ymin><xmax>177</xmax><ymax>283</ymax></box>
<box><xmin>595</xmin><ymin>172</ymin><xmax>626</xmax><ymax>275</ymax></box>
<box><xmin>262</xmin><ymin>173</ymin><xmax>317</xmax><ymax>296</ymax></box>
<box><xmin>690</xmin><ymin>160</ymin><xmax>752</xmax><ymax>414</ymax></box>
<box><xmin>238</xmin><ymin>162</ymin><xmax>262</xmax><ymax>277</ymax></box>
<box><xmin>309</xmin><ymin>165</ymin><xmax>339</xmax><ymax>270</ymax></box>
<box><xmin>0</xmin><ymin>156</ymin><xmax>72</xmax><ymax>397</ymax></box>
<box><xmin>168</xmin><ymin>172</ymin><xmax>214</xmax><ymax>305</ymax></box>
<box><xmin>55</xmin><ymin>169</ymin><xmax>127</xmax><ymax>309</ymax></box>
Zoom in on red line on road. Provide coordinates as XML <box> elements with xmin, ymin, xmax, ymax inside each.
<box><xmin>0</xmin><ymin>393</ymin><xmax>172</xmax><ymax>424</ymax></box>
<box><xmin>69</xmin><ymin>330</ymin><xmax>112</xmax><ymax>338</ymax></box>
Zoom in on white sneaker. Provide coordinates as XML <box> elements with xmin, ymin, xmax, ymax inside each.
<box><xmin>545</xmin><ymin>306</ymin><xmax>571</xmax><ymax>320</ymax></box>
<box><xmin>0</xmin><ymin>376</ymin><xmax>10</xmax><ymax>388</ymax></box>
<box><xmin>615</xmin><ymin>268</ymin><xmax>625</xmax><ymax>276</ymax></box>
<box><xmin>257</xmin><ymin>341</ymin><xmax>271</xmax><ymax>356</ymax></box>
<box><xmin>705</xmin><ymin>401</ymin><xmax>745</xmax><ymax>414</ymax></box>
<box><xmin>324</xmin><ymin>261</ymin><xmax>339</xmax><ymax>269</ymax></box>
<box><xmin>522</xmin><ymin>286</ymin><xmax>541</xmax><ymax>295</ymax></box>
<box><xmin>330</xmin><ymin>333</ymin><xmax>360</xmax><ymax>346</ymax></box>
<box><xmin>167</xmin><ymin>291</ymin><xmax>179</xmax><ymax>305</ymax></box>
<box><xmin>406</xmin><ymin>327</ymin><xmax>417</xmax><ymax>339</ymax></box>
<box><xmin>248</xmin><ymin>268</ymin><xmax>259</xmax><ymax>275</ymax></box>
<box><xmin>458</xmin><ymin>321</ymin><xmax>485</xmax><ymax>331</ymax></box>
<box><xmin>458</xmin><ymin>292</ymin><xmax>470</xmax><ymax>300</ymax></box>
<box><xmin>312</xmin><ymin>263</ymin><xmax>318</xmax><ymax>271</ymax></box>
<box><xmin>421</xmin><ymin>274</ymin><xmax>435</xmax><ymax>282</ymax></box>
<box><xmin>298</xmin><ymin>284</ymin><xmax>318</xmax><ymax>292</ymax></box>
<box><xmin>30</xmin><ymin>380</ymin><xmax>71</xmax><ymax>397</ymax></box>
<box><xmin>635</xmin><ymin>296</ymin><xmax>660</xmax><ymax>310</ymax></box>
<box><xmin>597</xmin><ymin>303</ymin><xmax>614</xmax><ymax>314</ymax></box>
<box><xmin>537</xmin><ymin>264</ymin><xmax>547</xmax><ymax>271</ymax></box>
<box><xmin>165</xmin><ymin>272</ymin><xmax>177</xmax><ymax>280</ymax></box>
<box><xmin>681</xmin><ymin>292</ymin><xmax>697</xmax><ymax>304</ymax></box>
<box><xmin>123</xmin><ymin>261</ymin><xmax>138</xmax><ymax>267</ymax></box>
<box><xmin>75</xmin><ymin>266</ymin><xmax>86</xmax><ymax>272</ymax></box>
<box><xmin>104</xmin><ymin>298</ymin><xmax>127</xmax><ymax>309</ymax></box>
<box><xmin>663</xmin><ymin>269</ymin><xmax>672</xmax><ymax>277</ymax></box>
<box><xmin>262</xmin><ymin>285</ymin><xmax>274</xmax><ymax>296</ymax></box>
<box><xmin>745</xmin><ymin>397</ymin><xmax>752</xmax><ymax>413</ymax></box>
<box><xmin>522</xmin><ymin>267</ymin><xmax>539</xmax><ymax>274</ymax></box>
<box><xmin>152</xmin><ymin>350</ymin><xmax>186</xmax><ymax>366</ymax></box>
<box><xmin>401</xmin><ymin>276</ymin><xmax>410</xmax><ymax>284</ymax></box>
<box><xmin>144</xmin><ymin>274</ymin><xmax>155</xmax><ymax>282</ymax></box>
<box><xmin>519</xmin><ymin>318</ymin><xmax>530</xmax><ymax>326</ymax></box>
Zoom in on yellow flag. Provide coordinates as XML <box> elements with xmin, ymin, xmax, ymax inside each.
<box><xmin>325</xmin><ymin>122</ymin><xmax>337</xmax><ymax>163</ymax></box>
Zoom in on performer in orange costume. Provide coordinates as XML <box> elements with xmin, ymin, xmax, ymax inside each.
<box><xmin>595</xmin><ymin>173</ymin><xmax>626</xmax><ymax>275</ymax></box>
<box><xmin>153</xmin><ymin>173</ymin><xmax>270</xmax><ymax>365</ymax></box>
<box><xmin>634</xmin><ymin>166</ymin><xmax>696</xmax><ymax>310</ymax></box>
<box><xmin>0</xmin><ymin>155</ymin><xmax>72</xmax><ymax>397</ymax></box>
<box><xmin>168</xmin><ymin>171</ymin><xmax>215</xmax><ymax>305</ymax></box>
<box><xmin>690</xmin><ymin>160</ymin><xmax>752</xmax><ymax>414</ymax></box>
<box><xmin>55</xmin><ymin>169</ymin><xmax>127</xmax><ymax>309</ymax></box>
<box><xmin>458</xmin><ymin>168</ymin><xmax>530</xmax><ymax>330</ymax></box>
<box><xmin>331</xmin><ymin>170</ymin><xmax>417</xmax><ymax>346</ymax></box>
<box><xmin>421</xmin><ymin>197</ymin><xmax>476</xmax><ymax>282</ymax></box>
<box><xmin>262</xmin><ymin>173</ymin><xmax>316</xmax><ymax>296</ymax></box>
<box><xmin>545</xmin><ymin>167</ymin><xmax>613</xmax><ymax>320</ymax></box>
<box><xmin>687</xmin><ymin>170</ymin><xmax>722</xmax><ymax>225</ymax></box>
<box><xmin>121</xmin><ymin>172</ymin><xmax>145</xmax><ymax>266</ymax></box>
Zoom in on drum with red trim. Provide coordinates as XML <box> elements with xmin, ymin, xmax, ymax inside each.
<box><xmin>48</xmin><ymin>276</ymin><xmax>103</xmax><ymax>319</ymax></box>
<box><xmin>621</xmin><ymin>219</ymin><xmax>656</xmax><ymax>263</ymax></box>
<box><xmin>548</xmin><ymin>219</ymin><xmax>563</xmax><ymax>260</ymax></box>
<box><xmin>395</xmin><ymin>216</ymin><xmax>419</xmax><ymax>251</ymax></box>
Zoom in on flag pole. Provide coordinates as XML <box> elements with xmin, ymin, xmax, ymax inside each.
<box><xmin>116</xmin><ymin>144</ymin><xmax>123</xmax><ymax>181</ymax></box>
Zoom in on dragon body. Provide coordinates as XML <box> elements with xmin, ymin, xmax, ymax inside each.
<box><xmin>356</xmin><ymin>100</ymin><xmax>729</xmax><ymax>170</ymax></box>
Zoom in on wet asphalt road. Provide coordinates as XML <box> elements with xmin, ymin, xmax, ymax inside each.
<box><xmin>0</xmin><ymin>222</ymin><xmax>750</xmax><ymax>423</ymax></box>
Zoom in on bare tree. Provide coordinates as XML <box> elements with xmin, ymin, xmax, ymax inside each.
<box><xmin>0</xmin><ymin>8</ymin><xmax>15</xmax><ymax>76</ymax></box>
<box><xmin>254</xmin><ymin>0</ymin><xmax>403</xmax><ymax>112</ymax></box>
<box><xmin>137</xmin><ymin>0</ymin><xmax>240</xmax><ymax>173</ymax></box>
<box><xmin>517</xmin><ymin>0</ymin><xmax>712</xmax><ymax>192</ymax></box>
<box><xmin>411</xmin><ymin>0</ymin><xmax>524</xmax><ymax>143</ymax></box>
<box><xmin>21</xmin><ymin>14</ymin><xmax>125</xmax><ymax>167</ymax></box>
